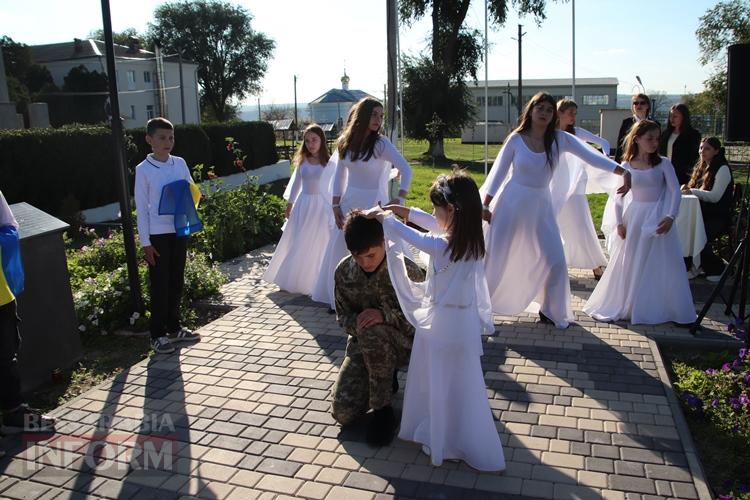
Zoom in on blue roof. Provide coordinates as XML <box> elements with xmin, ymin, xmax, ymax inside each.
<box><xmin>310</xmin><ymin>88</ymin><xmax>373</xmax><ymax>104</ymax></box>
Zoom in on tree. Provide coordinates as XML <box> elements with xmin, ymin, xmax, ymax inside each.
<box><xmin>262</xmin><ymin>105</ymin><xmax>294</xmax><ymax>121</ymax></box>
<box><xmin>0</xmin><ymin>36</ymin><xmax>55</xmax><ymax>111</ymax></box>
<box><xmin>63</xmin><ymin>65</ymin><xmax>108</xmax><ymax>92</ymax></box>
<box><xmin>399</xmin><ymin>0</ymin><xmax>562</xmax><ymax>157</ymax></box>
<box><xmin>147</xmin><ymin>0</ymin><xmax>275</xmax><ymax>122</ymax></box>
<box><xmin>695</xmin><ymin>0</ymin><xmax>750</xmax><ymax>115</ymax></box>
<box><xmin>87</xmin><ymin>28</ymin><xmax>150</xmax><ymax>48</ymax></box>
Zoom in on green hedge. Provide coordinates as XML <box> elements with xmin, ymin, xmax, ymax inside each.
<box><xmin>0</xmin><ymin>121</ymin><xmax>277</xmax><ymax>218</ymax></box>
<box><xmin>202</xmin><ymin>121</ymin><xmax>278</xmax><ymax>176</ymax></box>
<box><xmin>0</xmin><ymin>126</ymin><xmax>118</xmax><ymax>217</ymax></box>
<box><xmin>127</xmin><ymin>124</ymin><xmax>212</xmax><ymax>177</ymax></box>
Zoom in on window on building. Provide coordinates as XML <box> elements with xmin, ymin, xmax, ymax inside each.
<box><xmin>126</xmin><ymin>70</ymin><xmax>136</xmax><ymax>90</ymax></box>
<box><xmin>476</xmin><ymin>96</ymin><xmax>485</xmax><ymax>106</ymax></box>
<box><xmin>579</xmin><ymin>119</ymin><xmax>600</xmax><ymax>135</ymax></box>
<box><xmin>477</xmin><ymin>95</ymin><xmax>504</xmax><ymax>107</ymax></box>
<box><xmin>582</xmin><ymin>95</ymin><xmax>609</xmax><ymax>106</ymax></box>
<box><xmin>146</xmin><ymin>105</ymin><xmax>154</xmax><ymax>119</ymax></box>
<box><xmin>130</xmin><ymin>105</ymin><xmax>136</xmax><ymax>120</ymax></box>
<box><xmin>144</xmin><ymin>71</ymin><xmax>151</xmax><ymax>83</ymax></box>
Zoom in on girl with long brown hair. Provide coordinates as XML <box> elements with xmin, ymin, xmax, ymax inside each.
<box><xmin>364</xmin><ymin>171</ymin><xmax>504</xmax><ymax>471</ymax></box>
<box><xmin>681</xmin><ymin>136</ymin><xmax>733</xmax><ymax>279</ymax></box>
<box><xmin>585</xmin><ymin>120</ymin><xmax>696</xmax><ymax>324</ymax></box>
<box><xmin>263</xmin><ymin>124</ymin><xmax>335</xmax><ymax>295</ymax></box>
<box><xmin>312</xmin><ymin>97</ymin><xmax>413</xmax><ymax>307</ymax></box>
<box><xmin>480</xmin><ymin>92</ymin><xmax>628</xmax><ymax>328</ymax></box>
<box><xmin>554</xmin><ymin>99</ymin><xmax>611</xmax><ymax>279</ymax></box>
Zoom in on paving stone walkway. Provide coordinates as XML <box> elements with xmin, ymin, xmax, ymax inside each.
<box><xmin>0</xmin><ymin>245</ymin><xmax>741</xmax><ymax>499</ymax></box>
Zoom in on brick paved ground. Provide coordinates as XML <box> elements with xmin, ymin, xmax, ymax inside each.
<box><xmin>0</xmin><ymin>245</ymin><xmax>739</xmax><ymax>499</ymax></box>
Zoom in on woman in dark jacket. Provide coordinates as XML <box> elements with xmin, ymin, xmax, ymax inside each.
<box><xmin>614</xmin><ymin>93</ymin><xmax>652</xmax><ymax>163</ymax></box>
<box><xmin>660</xmin><ymin>104</ymin><xmax>701</xmax><ymax>185</ymax></box>
<box><xmin>681</xmin><ymin>137</ymin><xmax>733</xmax><ymax>280</ymax></box>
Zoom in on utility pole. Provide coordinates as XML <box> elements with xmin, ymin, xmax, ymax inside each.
<box><xmin>483</xmin><ymin>0</ymin><xmax>489</xmax><ymax>175</ymax></box>
<box><xmin>516</xmin><ymin>24</ymin><xmax>526</xmax><ymax>116</ymax></box>
<box><xmin>178</xmin><ymin>50</ymin><xmax>186</xmax><ymax>124</ymax></box>
<box><xmin>503</xmin><ymin>83</ymin><xmax>512</xmax><ymax>125</ymax></box>
<box><xmin>571</xmin><ymin>0</ymin><xmax>576</xmax><ymax>101</ymax></box>
<box><xmin>386</xmin><ymin>0</ymin><xmax>398</xmax><ymax>142</ymax></box>
<box><xmin>293</xmin><ymin>75</ymin><xmax>298</xmax><ymax>148</ymax></box>
<box><xmin>257</xmin><ymin>98</ymin><xmax>261</xmax><ymax>121</ymax></box>
<box><xmin>99</xmin><ymin>0</ymin><xmax>143</xmax><ymax>312</ymax></box>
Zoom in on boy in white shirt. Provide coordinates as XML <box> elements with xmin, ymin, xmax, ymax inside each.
<box><xmin>134</xmin><ymin>118</ymin><xmax>200</xmax><ymax>354</ymax></box>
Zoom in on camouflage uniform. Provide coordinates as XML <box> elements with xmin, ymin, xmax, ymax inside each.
<box><xmin>331</xmin><ymin>255</ymin><xmax>425</xmax><ymax>426</ymax></box>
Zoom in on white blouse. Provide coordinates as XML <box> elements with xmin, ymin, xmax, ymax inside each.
<box><xmin>332</xmin><ymin>136</ymin><xmax>412</xmax><ymax>196</ymax></box>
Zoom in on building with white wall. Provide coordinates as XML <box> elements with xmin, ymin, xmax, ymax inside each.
<box><xmin>466</xmin><ymin>77</ymin><xmax>618</xmax><ymax>137</ymax></box>
<box><xmin>308</xmin><ymin>72</ymin><xmax>374</xmax><ymax>129</ymax></box>
<box><xmin>30</xmin><ymin>38</ymin><xmax>200</xmax><ymax>128</ymax></box>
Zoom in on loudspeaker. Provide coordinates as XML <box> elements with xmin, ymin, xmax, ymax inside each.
<box><xmin>727</xmin><ymin>43</ymin><xmax>750</xmax><ymax>142</ymax></box>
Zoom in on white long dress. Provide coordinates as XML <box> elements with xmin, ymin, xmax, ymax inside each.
<box><xmin>481</xmin><ymin>131</ymin><xmax>620</xmax><ymax>328</ymax></box>
<box><xmin>553</xmin><ymin>127</ymin><xmax>611</xmax><ymax>269</ymax></box>
<box><xmin>262</xmin><ymin>159</ymin><xmax>335</xmax><ymax>295</ymax></box>
<box><xmin>381</xmin><ymin>208</ymin><xmax>505</xmax><ymax>471</ymax></box>
<box><xmin>311</xmin><ymin>136</ymin><xmax>412</xmax><ymax>307</ymax></box>
<box><xmin>584</xmin><ymin>159</ymin><xmax>697</xmax><ymax>324</ymax></box>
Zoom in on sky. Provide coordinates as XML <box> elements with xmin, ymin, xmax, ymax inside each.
<box><xmin>1</xmin><ymin>0</ymin><xmax>720</xmax><ymax>105</ymax></box>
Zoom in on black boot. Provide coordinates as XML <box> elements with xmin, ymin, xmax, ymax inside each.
<box><xmin>366</xmin><ymin>405</ymin><xmax>396</xmax><ymax>446</ymax></box>
<box><xmin>392</xmin><ymin>370</ymin><xmax>399</xmax><ymax>394</ymax></box>
<box><xmin>538</xmin><ymin>311</ymin><xmax>554</xmax><ymax>324</ymax></box>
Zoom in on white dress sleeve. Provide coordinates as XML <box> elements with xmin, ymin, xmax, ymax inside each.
<box><xmin>559</xmin><ymin>130</ymin><xmax>618</xmax><ymax>173</ymax></box>
<box><xmin>382</xmin><ymin>214</ymin><xmax>448</xmax><ymax>259</ymax></box>
<box><xmin>378</xmin><ymin>137</ymin><xmax>413</xmax><ymax>192</ymax></box>
<box><xmin>286</xmin><ymin>162</ymin><xmax>303</xmax><ymax>203</ymax></box>
<box><xmin>660</xmin><ymin>158</ymin><xmax>682</xmax><ymax>219</ymax></box>
<box><xmin>0</xmin><ymin>191</ymin><xmax>18</xmax><ymax>228</ymax></box>
<box><xmin>690</xmin><ymin>165</ymin><xmax>731</xmax><ymax>203</ymax></box>
<box><xmin>482</xmin><ymin>133</ymin><xmax>517</xmax><ymax>197</ymax></box>
<box><xmin>332</xmin><ymin>153</ymin><xmax>348</xmax><ymax>197</ymax></box>
<box><xmin>574</xmin><ymin>127</ymin><xmax>610</xmax><ymax>157</ymax></box>
<box><xmin>407</xmin><ymin>207</ymin><xmax>442</xmax><ymax>234</ymax></box>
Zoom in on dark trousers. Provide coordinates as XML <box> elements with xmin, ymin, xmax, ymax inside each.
<box><xmin>148</xmin><ymin>234</ymin><xmax>188</xmax><ymax>339</ymax></box>
<box><xmin>0</xmin><ymin>300</ymin><xmax>23</xmax><ymax>412</ymax></box>
<box><xmin>701</xmin><ymin>217</ymin><xmax>730</xmax><ymax>276</ymax></box>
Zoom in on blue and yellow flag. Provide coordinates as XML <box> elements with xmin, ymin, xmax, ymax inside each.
<box><xmin>0</xmin><ymin>225</ymin><xmax>24</xmax><ymax>305</ymax></box>
<box><xmin>158</xmin><ymin>180</ymin><xmax>203</xmax><ymax>237</ymax></box>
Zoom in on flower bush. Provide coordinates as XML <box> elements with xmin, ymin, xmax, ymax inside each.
<box><xmin>67</xmin><ymin>228</ymin><xmax>226</xmax><ymax>335</ymax></box>
<box><xmin>672</xmin><ymin>321</ymin><xmax>750</xmax><ymax>499</ymax></box>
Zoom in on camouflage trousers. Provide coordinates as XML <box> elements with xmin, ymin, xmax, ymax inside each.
<box><xmin>330</xmin><ymin>323</ymin><xmax>413</xmax><ymax>426</ymax></box>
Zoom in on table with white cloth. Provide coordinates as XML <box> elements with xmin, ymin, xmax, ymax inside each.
<box><xmin>675</xmin><ymin>194</ymin><xmax>707</xmax><ymax>268</ymax></box>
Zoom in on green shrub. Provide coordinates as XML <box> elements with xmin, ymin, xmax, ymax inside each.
<box><xmin>68</xmin><ymin>227</ymin><xmax>226</xmax><ymax>334</ymax></box>
<box><xmin>192</xmin><ymin>175</ymin><xmax>285</xmax><ymax>261</ymax></box>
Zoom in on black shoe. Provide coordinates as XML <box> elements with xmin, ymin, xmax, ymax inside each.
<box><xmin>538</xmin><ymin>311</ymin><xmax>555</xmax><ymax>325</ymax></box>
<box><xmin>392</xmin><ymin>370</ymin><xmax>399</xmax><ymax>394</ymax></box>
<box><xmin>327</xmin><ymin>308</ymin><xmax>335</xmax><ymax>315</ymax></box>
<box><xmin>366</xmin><ymin>406</ymin><xmax>396</xmax><ymax>447</ymax></box>
<box><xmin>1</xmin><ymin>404</ymin><xmax>56</xmax><ymax>434</ymax></box>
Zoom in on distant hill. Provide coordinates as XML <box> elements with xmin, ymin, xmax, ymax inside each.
<box><xmin>238</xmin><ymin>103</ymin><xmax>311</xmax><ymax>122</ymax></box>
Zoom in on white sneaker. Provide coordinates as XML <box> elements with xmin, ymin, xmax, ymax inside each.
<box><xmin>151</xmin><ymin>336</ymin><xmax>175</xmax><ymax>354</ymax></box>
<box><xmin>706</xmin><ymin>275</ymin><xmax>722</xmax><ymax>283</ymax></box>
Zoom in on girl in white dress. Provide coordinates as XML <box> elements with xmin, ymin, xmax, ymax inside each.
<box><xmin>481</xmin><ymin>93</ymin><xmax>628</xmax><ymax>328</ymax></box>
<box><xmin>584</xmin><ymin>120</ymin><xmax>697</xmax><ymax>325</ymax></box>
<box><xmin>262</xmin><ymin>124</ymin><xmax>335</xmax><ymax>295</ymax></box>
<box><xmin>312</xmin><ymin>98</ymin><xmax>413</xmax><ymax>307</ymax></box>
<box><xmin>554</xmin><ymin>99</ymin><xmax>611</xmax><ymax>279</ymax></box>
<box><xmin>365</xmin><ymin>171</ymin><xmax>505</xmax><ymax>471</ymax></box>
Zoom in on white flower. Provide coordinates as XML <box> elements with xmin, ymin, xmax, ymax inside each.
<box><xmin>78</xmin><ymin>325</ymin><xmax>86</xmax><ymax>332</ymax></box>
<box><xmin>131</xmin><ymin>312</ymin><xmax>140</xmax><ymax>320</ymax></box>
<box><xmin>129</xmin><ymin>317</ymin><xmax>135</xmax><ymax>325</ymax></box>
<box><xmin>100</xmin><ymin>330</ymin><xmax>108</xmax><ymax>336</ymax></box>
<box><xmin>92</xmin><ymin>319</ymin><xmax>98</xmax><ymax>326</ymax></box>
